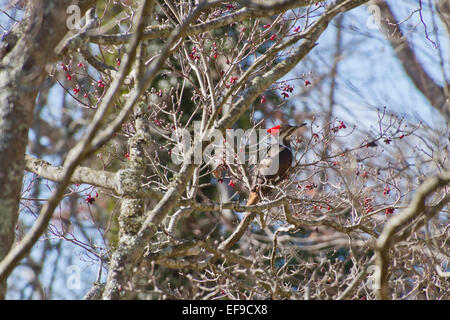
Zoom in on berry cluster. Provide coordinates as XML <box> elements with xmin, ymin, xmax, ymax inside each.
<box><xmin>280</xmin><ymin>84</ymin><xmax>294</xmax><ymax>98</ymax></box>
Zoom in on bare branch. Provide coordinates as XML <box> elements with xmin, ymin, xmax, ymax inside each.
<box><xmin>374</xmin><ymin>0</ymin><xmax>449</xmax><ymax>120</ymax></box>
<box><xmin>24</xmin><ymin>155</ymin><xmax>116</xmax><ymax>191</ymax></box>
<box><xmin>0</xmin><ymin>0</ymin><xmax>152</xmax><ymax>285</ymax></box>
<box><xmin>375</xmin><ymin>170</ymin><xmax>450</xmax><ymax>299</ymax></box>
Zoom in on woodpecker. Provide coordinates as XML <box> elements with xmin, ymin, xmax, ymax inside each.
<box><xmin>247</xmin><ymin>123</ymin><xmax>306</xmax><ymax>207</ymax></box>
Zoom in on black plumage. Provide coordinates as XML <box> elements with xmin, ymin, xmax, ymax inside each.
<box><xmin>247</xmin><ymin>124</ymin><xmax>306</xmax><ymax>206</ymax></box>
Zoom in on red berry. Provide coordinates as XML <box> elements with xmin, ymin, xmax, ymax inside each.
<box><xmin>85</xmin><ymin>195</ymin><xmax>95</xmax><ymax>204</ymax></box>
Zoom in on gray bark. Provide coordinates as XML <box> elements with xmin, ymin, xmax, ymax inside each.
<box><xmin>0</xmin><ymin>0</ymin><xmax>95</xmax><ymax>299</ymax></box>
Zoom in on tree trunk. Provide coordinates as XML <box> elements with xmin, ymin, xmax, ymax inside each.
<box><xmin>0</xmin><ymin>0</ymin><xmax>95</xmax><ymax>299</ymax></box>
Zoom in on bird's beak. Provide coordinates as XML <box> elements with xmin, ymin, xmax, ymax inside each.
<box><xmin>291</xmin><ymin>123</ymin><xmax>307</xmax><ymax>135</ymax></box>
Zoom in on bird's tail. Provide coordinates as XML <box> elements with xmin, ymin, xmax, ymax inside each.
<box><xmin>246</xmin><ymin>189</ymin><xmax>265</xmax><ymax>228</ymax></box>
<box><xmin>246</xmin><ymin>191</ymin><xmax>260</xmax><ymax>206</ymax></box>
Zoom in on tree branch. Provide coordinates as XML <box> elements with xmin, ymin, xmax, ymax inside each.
<box><xmin>101</xmin><ymin>0</ymin><xmax>215</xmax><ymax>299</ymax></box>
<box><xmin>0</xmin><ymin>0</ymin><xmax>97</xmax><ymax>298</ymax></box>
<box><xmin>24</xmin><ymin>155</ymin><xmax>117</xmax><ymax>191</ymax></box>
<box><xmin>374</xmin><ymin>170</ymin><xmax>450</xmax><ymax>299</ymax></box>
<box><xmin>0</xmin><ymin>0</ymin><xmax>150</xmax><ymax>285</ymax></box>
<box><xmin>375</xmin><ymin>0</ymin><xmax>449</xmax><ymax>121</ymax></box>
<box><xmin>215</xmin><ymin>0</ymin><xmax>369</xmax><ymax>131</ymax></box>
<box><xmin>87</xmin><ymin>1</ymin><xmax>319</xmax><ymax>46</ymax></box>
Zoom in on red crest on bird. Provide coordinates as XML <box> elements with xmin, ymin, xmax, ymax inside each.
<box><xmin>267</xmin><ymin>125</ymin><xmax>280</xmax><ymax>136</ymax></box>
